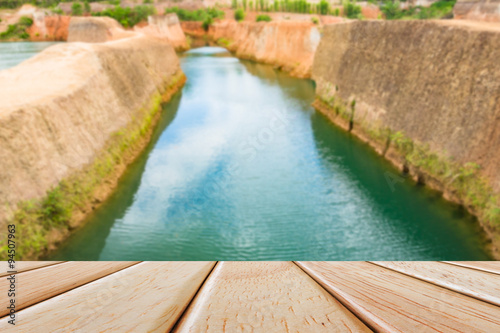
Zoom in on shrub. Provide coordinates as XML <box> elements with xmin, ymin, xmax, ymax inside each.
<box><xmin>319</xmin><ymin>0</ymin><xmax>329</xmax><ymax>14</ymax></box>
<box><xmin>84</xmin><ymin>0</ymin><xmax>91</xmax><ymax>13</ymax></box>
<box><xmin>71</xmin><ymin>2</ymin><xmax>83</xmax><ymax>16</ymax></box>
<box><xmin>311</xmin><ymin>16</ymin><xmax>319</xmax><ymax>24</ymax></box>
<box><xmin>234</xmin><ymin>8</ymin><xmax>245</xmax><ymax>21</ymax></box>
<box><xmin>18</xmin><ymin>16</ymin><xmax>33</xmax><ymax>26</ymax></box>
<box><xmin>164</xmin><ymin>7</ymin><xmax>224</xmax><ymax>22</ymax></box>
<box><xmin>343</xmin><ymin>0</ymin><xmax>362</xmax><ymax>18</ymax></box>
<box><xmin>0</xmin><ymin>16</ymin><xmax>32</xmax><ymax>40</ymax></box>
<box><xmin>380</xmin><ymin>0</ymin><xmax>456</xmax><ymax>20</ymax></box>
<box><xmin>41</xmin><ymin>188</ymin><xmax>70</xmax><ymax>227</ymax></box>
<box><xmin>380</xmin><ymin>0</ymin><xmax>403</xmax><ymax>19</ymax></box>
<box><xmin>256</xmin><ymin>14</ymin><xmax>271</xmax><ymax>22</ymax></box>
<box><xmin>202</xmin><ymin>16</ymin><xmax>213</xmax><ymax>31</ymax></box>
<box><xmin>94</xmin><ymin>5</ymin><xmax>156</xmax><ymax>27</ymax></box>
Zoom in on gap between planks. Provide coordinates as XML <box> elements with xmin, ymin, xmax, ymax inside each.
<box><xmin>0</xmin><ymin>261</ymin><xmax>64</xmax><ymax>278</ymax></box>
<box><xmin>0</xmin><ymin>261</ymin><xmax>216</xmax><ymax>332</ymax></box>
<box><xmin>0</xmin><ymin>261</ymin><xmax>140</xmax><ymax>318</ymax></box>
<box><xmin>369</xmin><ymin>261</ymin><xmax>500</xmax><ymax>307</ymax></box>
<box><xmin>442</xmin><ymin>261</ymin><xmax>500</xmax><ymax>276</ymax></box>
<box><xmin>295</xmin><ymin>261</ymin><xmax>500</xmax><ymax>333</ymax></box>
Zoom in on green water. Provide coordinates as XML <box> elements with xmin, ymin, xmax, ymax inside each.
<box><xmin>48</xmin><ymin>47</ymin><xmax>491</xmax><ymax>260</ymax></box>
<box><xmin>0</xmin><ymin>41</ymin><xmax>59</xmax><ymax>70</ymax></box>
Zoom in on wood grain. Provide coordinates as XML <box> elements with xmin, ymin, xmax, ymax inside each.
<box><xmin>174</xmin><ymin>261</ymin><xmax>372</xmax><ymax>333</ymax></box>
<box><xmin>371</xmin><ymin>261</ymin><xmax>500</xmax><ymax>307</ymax></box>
<box><xmin>297</xmin><ymin>261</ymin><xmax>500</xmax><ymax>333</ymax></box>
<box><xmin>444</xmin><ymin>261</ymin><xmax>500</xmax><ymax>275</ymax></box>
<box><xmin>0</xmin><ymin>261</ymin><xmax>63</xmax><ymax>277</ymax></box>
<box><xmin>0</xmin><ymin>261</ymin><xmax>139</xmax><ymax>317</ymax></box>
<box><xmin>0</xmin><ymin>261</ymin><xmax>215</xmax><ymax>332</ymax></box>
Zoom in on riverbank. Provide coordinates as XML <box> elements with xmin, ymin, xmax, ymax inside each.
<box><xmin>0</xmin><ymin>34</ymin><xmax>185</xmax><ymax>259</ymax></box>
<box><xmin>312</xmin><ymin>20</ymin><xmax>500</xmax><ymax>258</ymax></box>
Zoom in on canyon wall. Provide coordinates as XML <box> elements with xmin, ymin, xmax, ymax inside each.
<box><xmin>135</xmin><ymin>14</ymin><xmax>189</xmax><ymax>51</ymax></box>
<box><xmin>454</xmin><ymin>0</ymin><xmax>500</xmax><ymax>22</ymax></box>
<box><xmin>313</xmin><ymin>20</ymin><xmax>500</xmax><ymax>251</ymax></box>
<box><xmin>27</xmin><ymin>13</ymin><xmax>71</xmax><ymax>41</ymax></box>
<box><xmin>67</xmin><ymin>16</ymin><xmax>136</xmax><ymax>42</ymax></box>
<box><xmin>0</xmin><ymin>34</ymin><xmax>182</xmax><ymax>230</ymax></box>
<box><xmin>210</xmin><ymin>20</ymin><xmax>321</xmax><ymax>78</ymax></box>
<box><xmin>68</xmin><ymin>15</ymin><xmax>188</xmax><ymax>51</ymax></box>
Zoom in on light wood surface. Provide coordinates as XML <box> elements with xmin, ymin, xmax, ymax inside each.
<box><xmin>0</xmin><ymin>261</ymin><xmax>139</xmax><ymax>317</ymax></box>
<box><xmin>297</xmin><ymin>261</ymin><xmax>500</xmax><ymax>333</ymax></box>
<box><xmin>371</xmin><ymin>261</ymin><xmax>500</xmax><ymax>307</ymax></box>
<box><xmin>444</xmin><ymin>261</ymin><xmax>500</xmax><ymax>275</ymax></box>
<box><xmin>0</xmin><ymin>261</ymin><xmax>63</xmax><ymax>277</ymax></box>
<box><xmin>174</xmin><ymin>261</ymin><xmax>372</xmax><ymax>333</ymax></box>
<box><xmin>0</xmin><ymin>261</ymin><xmax>215</xmax><ymax>332</ymax></box>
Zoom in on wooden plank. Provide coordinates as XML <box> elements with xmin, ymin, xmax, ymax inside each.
<box><xmin>0</xmin><ymin>261</ymin><xmax>139</xmax><ymax>317</ymax></box>
<box><xmin>372</xmin><ymin>261</ymin><xmax>500</xmax><ymax>305</ymax></box>
<box><xmin>371</xmin><ymin>261</ymin><xmax>500</xmax><ymax>307</ymax></box>
<box><xmin>0</xmin><ymin>261</ymin><xmax>215</xmax><ymax>332</ymax></box>
<box><xmin>174</xmin><ymin>261</ymin><xmax>372</xmax><ymax>332</ymax></box>
<box><xmin>444</xmin><ymin>261</ymin><xmax>500</xmax><ymax>275</ymax></box>
<box><xmin>0</xmin><ymin>261</ymin><xmax>63</xmax><ymax>277</ymax></box>
<box><xmin>297</xmin><ymin>261</ymin><xmax>500</xmax><ymax>333</ymax></box>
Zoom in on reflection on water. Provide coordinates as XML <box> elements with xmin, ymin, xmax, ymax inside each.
<box><xmin>0</xmin><ymin>41</ymin><xmax>59</xmax><ymax>70</ymax></box>
<box><xmin>49</xmin><ymin>47</ymin><xmax>490</xmax><ymax>260</ymax></box>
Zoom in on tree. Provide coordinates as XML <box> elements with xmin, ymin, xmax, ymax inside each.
<box><xmin>72</xmin><ymin>2</ymin><xmax>83</xmax><ymax>16</ymax></box>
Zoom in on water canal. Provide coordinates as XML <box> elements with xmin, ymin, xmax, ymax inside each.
<box><xmin>22</xmin><ymin>46</ymin><xmax>489</xmax><ymax>260</ymax></box>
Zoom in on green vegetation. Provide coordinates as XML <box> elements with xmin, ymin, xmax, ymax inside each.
<box><xmin>71</xmin><ymin>2</ymin><xmax>83</xmax><ymax>15</ymax></box>
<box><xmin>380</xmin><ymin>0</ymin><xmax>456</xmax><ymax>20</ymax></box>
<box><xmin>0</xmin><ymin>0</ymin><xmax>60</xmax><ymax>9</ymax></box>
<box><xmin>93</xmin><ymin>5</ymin><xmax>156</xmax><ymax>28</ymax></box>
<box><xmin>84</xmin><ymin>0</ymin><xmax>90</xmax><ymax>13</ymax></box>
<box><xmin>202</xmin><ymin>16</ymin><xmax>212</xmax><ymax>31</ymax></box>
<box><xmin>343</xmin><ymin>0</ymin><xmax>362</xmax><ymax>19</ymax></box>
<box><xmin>164</xmin><ymin>7</ymin><xmax>224</xmax><ymax>22</ymax></box>
<box><xmin>256</xmin><ymin>14</ymin><xmax>271</xmax><ymax>22</ymax></box>
<box><xmin>319</xmin><ymin>0</ymin><xmax>329</xmax><ymax>15</ymax></box>
<box><xmin>311</xmin><ymin>16</ymin><xmax>319</xmax><ymax>24</ymax></box>
<box><xmin>0</xmin><ymin>73</ymin><xmax>186</xmax><ymax>260</ymax></box>
<box><xmin>217</xmin><ymin>37</ymin><xmax>232</xmax><ymax>47</ymax></box>
<box><xmin>229</xmin><ymin>0</ymin><xmax>361</xmax><ymax>18</ymax></box>
<box><xmin>164</xmin><ymin>7</ymin><xmax>224</xmax><ymax>31</ymax></box>
<box><xmin>234</xmin><ymin>8</ymin><xmax>245</xmax><ymax>21</ymax></box>
<box><xmin>0</xmin><ymin>16</ymin><xmax>32</xmax><ymax>40</ymax></box>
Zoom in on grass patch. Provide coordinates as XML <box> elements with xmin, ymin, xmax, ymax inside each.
<box><xmin>256</xmin><ymin>14</ymin><xmax>272</xmax><ymax>22</ymax></box>
<box><xmin>0</xmin><ymin>72</ymin><xmax>186</xmax><ymax>260</ymax></box>
<box><xmin>217</xmin><ymin>37</ymin><xmax>232</xmax><ymax>47</ymax></box>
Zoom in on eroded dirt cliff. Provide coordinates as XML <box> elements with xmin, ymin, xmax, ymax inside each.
<box><xmin>27</xmin><ymin>13</ymin><xmax>70</xmax><ymax>41</ymax></box>
<box><xmin>67</xmin><ymin>16</ymin><xmax>136</xmax><ymax>42</ymax></box>
<box><xmin>135</xmin><ymin>14</ymin><xmax>189</xmax><ymax>51</ymax></box>
<box><xmin>313</xmin><ymin>20</ymin><xmax>500</xmax><ymax>255</ymax></box>
<box><xmin>454</xmin><ymin>0</ymin><xmax>500</xmax><ymax>22</ymax></box>
<box><xmin>0</xmin><ymin>34</ymin><xmax>184</xmax><ymax>257</ymax></box>
<box><xmin>209</xmin><ymin>20</ymin><xmax>321</xmax><ymax>78</ymax></box>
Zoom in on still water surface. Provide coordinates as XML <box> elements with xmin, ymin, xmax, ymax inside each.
<box><xmin>43</xmin><ymin>47</ymin><xmax>490</xmax><ymax>260</ymax></box>
<box><xmin>0</xmin><ymin>41</ymin><xmax>59</xmax><ymax>70</ymax></box>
